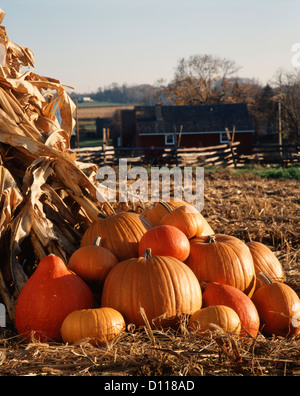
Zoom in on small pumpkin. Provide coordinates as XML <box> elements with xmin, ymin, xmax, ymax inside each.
<box><xmin>101</xmin><ymin>248</ymin><xmax>202</xmax><ymax>328</ymax></box>
<box><xmin>189</xmin><ymin>305</ymin><xmax>241</xmax><ymax>337</ymax></box>
<box><xmin>68</xmin><ymin>237</ymin><xmax>118</xmax><ymax>287</ymax></box>
<box><xmin>252</xmin><ymin>273</ymin><xmax>300</xmax><ymax>337</ymax></box>
<box><xmin>142</xmin><ymin>200</ymin><xmax>214</xmax><ymax>235</ymax></box>
<box><xmin>141</xmin><ymin>200</ymin><xmax>187</xmax><ymax>226</ymax></box>
<box><xmin>14</xmin><ymin>254</ymin><xmax>95</xmax><ymax>342</ymax></box>
<box><xmin>246</xmin><ymin>241</ymin><xmax>285</xmax><ymax>291</ymax></box>
<box><xmin>80</xmin><ymin>212</ymin><xmax>152</xmax><ymax>261</ymax></box>
<box><xmin>138</xmin><ymin>225</ymin><xmax>190</xmax><ymax>262</ymax></box>
<box><xmin>202</xmin><ymin>282</ymin><xmax>260</xmax><ymax>338</ymax></box>
<box><xmin>160</xmin><ymin>204</ymin><xmax>204</xmax><ymax>239</ymax></box>
<box><xmin>186</xmin><ymin>234</ymin><xmax>256</xmax><ymax>297</ymax></box>
<box><xmin>61</xmin><ymin>307</ymin><xmax>125</xmax><ymax>346</ymax></box>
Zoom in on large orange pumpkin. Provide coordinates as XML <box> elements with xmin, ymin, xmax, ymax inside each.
<box><xmin>14</xmin><ymin>254</ymin><xmax>95</xmax><ymax>342</ymax></box>
<box><xmin>186</xmin><ymin>234</ymin><xmax>256</xmax><ymax>297</ymax></box>
<box><xmin>202</xmin><ymin>282</ymin><xmax>260</xmax><ymax>338</ymax></box>
<box><xmin>61</xmin><ymin>307</ymin><xmax>125</xmax><ymax>346</ymax></box>
<box><xmin>138</xmin><ymin>225</ymin><xmax>190</xmax><ymax>262</ymax></box>
<box><xmin>80</xmin><ymin>212</ymin><xmax>152</xmax><ymax>261</ymax></box>
<box><xmin>252</xmin><ymin>273</ymin><xmax>300</xmax><ymax>337</ymax></box>
<box><xmin>246</xmin><ymin>241</ymin><xmax>285</xmax><ymax>291</ymax></box>
<box><xmin>189</xmin><ymin>305</ymin><xmax>241</xmax><ymax>337</ymax></box>
<box><xmin>68</xmin><ymin>237</ymin><xmax>118</xmax><ymax>287</ymax></box>
<box><xmin>101</xmin><ymin>249</ymin><xmax>202</xmax><ymax>328</ymax></box>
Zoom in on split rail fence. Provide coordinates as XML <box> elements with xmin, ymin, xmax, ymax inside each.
<box><xmin>74</xmin><ymin>142</ymin><xmax>300</xmax><ymax>168</ymax></box>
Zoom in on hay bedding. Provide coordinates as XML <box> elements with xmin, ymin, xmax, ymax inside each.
<box><xmin>0</xmin><ymin>9</ymin><xmax>299</xmax><ymax>376</ymax></box>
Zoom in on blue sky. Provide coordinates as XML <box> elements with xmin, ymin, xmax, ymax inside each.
<box><xmin>1</xmin><ymin>0</ymin><xmax>299</xmax><ymax>93</ymax></box>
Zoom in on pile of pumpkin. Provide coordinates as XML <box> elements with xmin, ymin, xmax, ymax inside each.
<box><xmin>14</xmin><ymin>200</ymin><xmax>300</xmax><ymax>346</ymax></box>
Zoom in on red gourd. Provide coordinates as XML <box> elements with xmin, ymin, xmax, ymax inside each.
<box><xmin>15</xmin><ymin>254</ymin><xmax>95</xmax><ymax>342</ymax></box>
<box><xmin>138</xmin><ymin>225</ymin><xmax>190</xmax><ymax>262</ymax></box>
<box><xmin>202</xmin><ymin>282</ymin><xmax>260</xmax><ymax>338</ymax></box>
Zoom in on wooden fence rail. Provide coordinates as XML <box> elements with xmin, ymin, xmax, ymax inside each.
<box><xmin>74</xmin><ymin>142</ymin><xmax>300</xmax><ymax>168</ymax></box>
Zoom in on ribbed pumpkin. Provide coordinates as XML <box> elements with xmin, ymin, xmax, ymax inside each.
<box><xmin>202</xmin><ymin>282</ymin><xmax>260</xmax><ymax>338</ymax></box>
<box><xmin>186</xmin><ymin>234</ymin><xmax>256</xmax><ymax>297</ymax></box>
<box><xmin>61</xmin><ymin>307</ymin><xmax>125</xmax><ymax>346</ymax></box>
<box><xmin>80</xmin><ymin>212</ymin><xmax>152</xmax><ymax>261</ymax></box>
<box><xmin>160</xmin><ymin>204</ymin><xmax>204</xmax><ymax>239</ymax></box>
<box><xmin>138</xmin><ymin>225</ymin><xmax>190</xmax><ymax>262</ymax></box>
<box><xmin>68</xmin><ymin>237</ymin><xmax>118</xmax><ymax>287</ymax></box>
<box><xmin>142</xmin><ymin>200</ymin><xmax>214</xmax><ymax>236</ymax></box>
<box><xmin>246</xmin><ymin>241</ymin><xmax>285</xmax><ymax>291</ymax></box>
<box><xmin>141</xmin><ymin>200</ymin><xmax>187</xmax><ymax>226</ymax></box>
<box><xmin>14</xmin><ymin>254</ymin><xmax>95</xmax><ymax>342</ymax></box>
<box><xmin>101</xmin><ymin>249</ymin><xmax>202</xmax><ymax>328</ymax></box>
<box><xmin>252</xmin><ymin>273</ymin><xmax>300</xmax><ymax>337</ymax></box>
<box><xmin>189</xmin><ymin>305</ymin><xmax>241</xmax><ymax>337</ymax></box>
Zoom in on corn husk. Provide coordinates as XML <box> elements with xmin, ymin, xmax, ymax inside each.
<box><xmin>0</xmin><ymin>10</ymin><xmax>111</xmax><ymax>321</ymax></box>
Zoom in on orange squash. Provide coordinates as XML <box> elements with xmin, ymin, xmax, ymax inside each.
<box><xmin>202</xmin><ymin>282</ymin><xmax>260</xmax><ymax>338</ymax></box>
<box><xmin>189</xmin><ymin>305</ymin><xmax>241</xmax><ymax>337</ymax></box>
<box><xmin>14</xmin><ymin>254</ymin><xmax>95</xmax><ymax>342</ymax></box>
<box><xmin>186</xmin><ymin>234</ymin><xmax>256</xmax><ymax>297</ymax></box>
<box><xmin>81</xmin><ymin>212</ymin><xmax>152</xmax><ymax>261</ymax></box>
<box><xmin>138</xmin><ymin>225</ymin><xmax>190</xmax><ymax>262</ymax></box>
<box><xmin>142</xmin><ymin>200</ymin><xmax>214</xmax><ymax>235</ymax></box>
<box><xmin>246</xmin><ymin>241</ymin><xmax>285</xmax><ymax>291</ymax></box>
<box><xmin>160</xmin><ymin>204</ymin><xmax>204</xmax><ymax>239</ymax></box>
<box><xmin>101</xmin><ymin>249</ymin><xmax>202</xmax><ymax>328</ymax></box>
<box><xmin>141</xmin><ymin>200</ymin><xmax>186</xmax><ymax>226</ymax></box>
<box><xmin>68</xmin><ymin>237</ymin><xmax>118</xmax><ymax>287</ymax></box>
<box><xmin>252</xmin><ymin>273</ymin><xmax>300</xmax><ymax>337</ymax></box>
<box><xmin>61</xmin><ymin>307</ymin><xmax>125</xmax><ymax>346</ymax></box>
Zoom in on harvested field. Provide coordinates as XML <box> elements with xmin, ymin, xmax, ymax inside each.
<box><xmin>0</xmin><ymin>169</ymin><xmax>299</xmax><ymax>377</ymax></box>
<box><xmin>0</xmin><ymin>8</ymin><xmax>298</xmax><ymax>378</ymax></box>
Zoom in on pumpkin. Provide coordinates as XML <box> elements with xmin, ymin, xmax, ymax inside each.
<box><xmin>68</xmin><ymin>237</ymin><xmax>118</xmax><ymax>287</ymax></box>
<box><xmin>138</xmin><ymin>225</ymin><xmax>190</xmax><ymax>262</ymax></box>
<box><xmin>246</xmin><ymin>241</ymin><xmax>285</xmax><ymax>291</ymax></box>
<box><xmin>189</xmin><ymin>305</ymin><xmax>241</xmax><ymax>337</ymax></box>
<box><xmin>252</xmin><ymin>273</ymin><xmax>300</xmax><ymax>337</ymax></box>
<box><xmin>142</xmin><ymin>200</ymin><xmax>214</xmax><ymax>236</ymax></box>
<box><xmin>61</xmin><ymin>307</ymin><xmax>125</xmax><ymax>346</ymax></box>
<box><xmin>14</xmin><ymin>254</ymin><xmax>95</xmax><ymax>342</ymax></box>
<box><xmin>101</xmin><ymin>248</ymin><xmax>202</xmax><ymax>328</ymax></box>
<box><xmin>160</xmin><ymin>204</ymin><xmax>204</xmax><ymax>239</ymax></box>
<box><xmin>141</xmin><ymin>200</ymin><xmax>187</xmax><ymax>226</ymax></box>
<box><xmin>202</xmin><ymin>282</ymin><xmax>260</xmax><ymax>338</ymax></box>
<box><xmin>186</xmin><ymin>234</ymin><xmax>256</xmax><ymax>297</ymax></box>
<box><xmin>80</xmin><ymin>212</ymin><xmax>152</xmax><ymax>261</ymax></box>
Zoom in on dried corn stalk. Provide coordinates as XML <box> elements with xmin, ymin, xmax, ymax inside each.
<box><xmin>0</xmin><ymin>10</ymin><xmax>111</xmax><ymax>322</ymax></box>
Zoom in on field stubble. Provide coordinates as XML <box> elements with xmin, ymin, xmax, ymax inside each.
<box><xmin>0</xmin><ymin>169</ymin><xmax>299</xmax><ymax>377</ymax></box>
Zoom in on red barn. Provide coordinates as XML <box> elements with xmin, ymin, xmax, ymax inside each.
<box><xmin>120</xmin><ymin>103</ymin><xmax>255</xmax><ymax>151</ymax></box>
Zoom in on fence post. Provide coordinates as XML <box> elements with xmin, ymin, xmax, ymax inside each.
<box><xmin>103</xmin><ymin>128</ymin><xmax>106</xmax><ymax>165</ymax></box>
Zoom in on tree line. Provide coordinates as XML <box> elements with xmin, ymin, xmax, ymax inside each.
<box><xmin>72</xmin><ymin>54</ymin><xmax>300</xmax><ymax>144</ymax></box>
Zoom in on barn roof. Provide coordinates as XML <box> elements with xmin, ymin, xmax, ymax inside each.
<box><xmin>135</xmin><ymin>103</ymin><xmax>254</xmax><ymax>134</ymax></box>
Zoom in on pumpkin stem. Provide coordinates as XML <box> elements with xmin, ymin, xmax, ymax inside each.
<box><xmin>257</xmin><ymin>272</ymin><xmax>273</xmax><ymax>285</ymax></box>
<box><xmin>143</xmin><ymin>248</ymin><xmax>152</xmax><ymax>259</ymax></box>
<box><xmin>93</xmin><ymin>237</ymin><xmax>101</xmax><ymax>247</ymax></box>
<box><xmin>207</xmin><ymin>234</ymin><xmax>216</xmax><ymax>244</ymax></box>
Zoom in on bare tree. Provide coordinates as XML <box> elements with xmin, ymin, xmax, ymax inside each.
<box><xmin>273</xmin><ymin>69</ymin><xmax>300</xmax><ymax>144</ymax></box>
<box><xmin>162</xmin><ymin>54</ymin><xmax>240</xmax><ymax>105</ymax></box>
